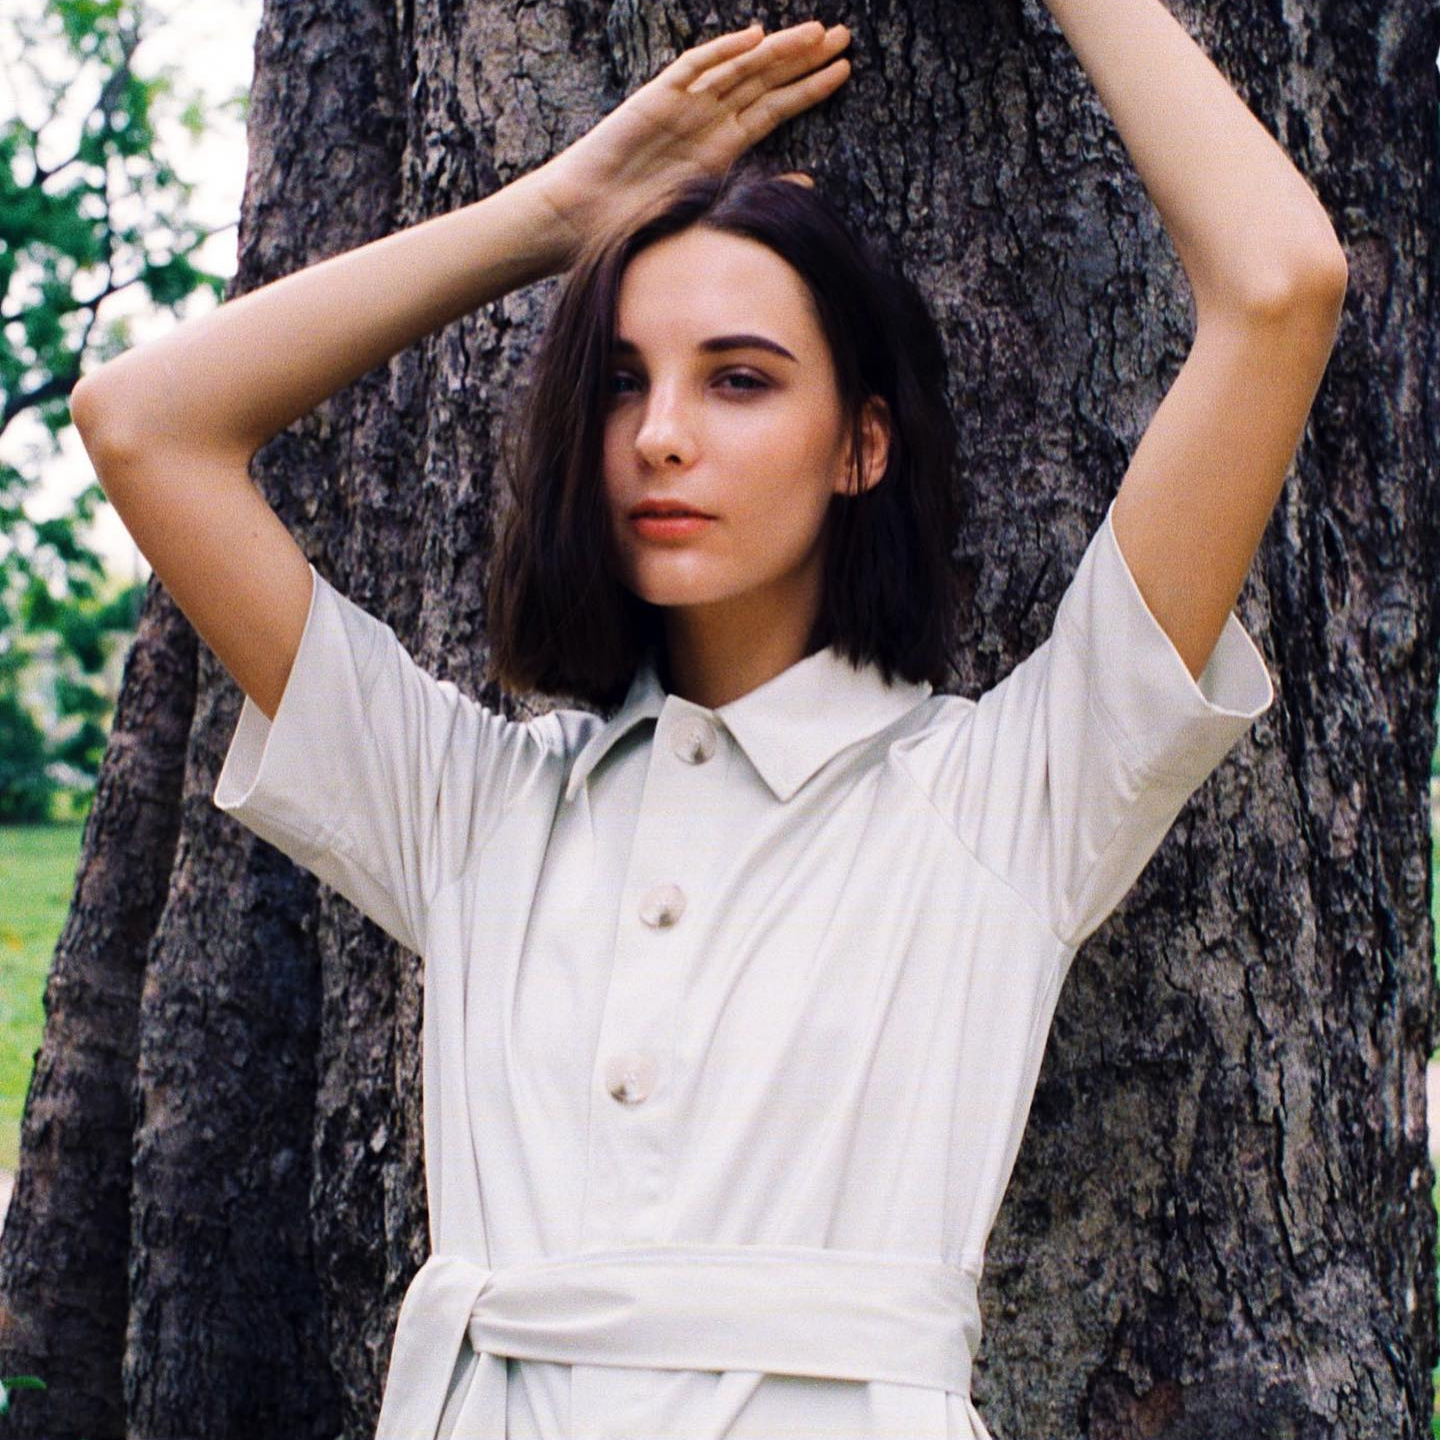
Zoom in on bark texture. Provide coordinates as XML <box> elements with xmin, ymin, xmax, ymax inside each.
<box><xmin>123</xmin><ymin>2</ymin><xmax>407</xmax><ymax>1435</ymax></box>
<box><xmin>0</xmin><ymin>0</ymin><xmax>1436</xmax><ymax>1436</ymax></box>
<box><xmin>0</xmin><ymin>582</ymin><xmax>194</xmax><ymax>1440</ymax></box>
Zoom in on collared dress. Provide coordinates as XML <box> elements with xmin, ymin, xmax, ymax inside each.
<box><xmin>213</xmin><ymin>499</ymin><xmax>1274</xmax><ymax>1439</ymax></box>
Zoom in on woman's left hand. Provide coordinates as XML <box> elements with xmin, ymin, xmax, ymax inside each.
<box><xmin>527</xmin><ymin>20</ymin><xmax>849</xmax><ymax>264</ymax></box>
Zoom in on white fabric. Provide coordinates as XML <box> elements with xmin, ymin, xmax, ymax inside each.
<box><xmin>213</xmin><ymin>499</ymin><xmax>1274</xmax><ymax>1439</ymax></box>
<box><xmin>375</xmin><ymin>1243</ymin><xmax>980</xmax><ymax>1438</ymax></box>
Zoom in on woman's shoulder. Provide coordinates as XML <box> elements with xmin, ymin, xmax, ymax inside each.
<box><xmin>894</xmin><ymin>688</ymin><xmax>977</xmax><ymax>730</ymax></box>
<box><xmin>540</xmin><ymin>703</ymin><xmax>611</xmax><ymax>753</ymax></box>
<box><xmin>879</xmin><ymin>689</ymin><xmax>978</xmax><ymax>779</ymax></box>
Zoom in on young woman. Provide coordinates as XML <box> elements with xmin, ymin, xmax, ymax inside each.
<box><xmin>71</xmin><ymin>9</ymin><xmax>1346</xmax><ymax>1440</ymax></box>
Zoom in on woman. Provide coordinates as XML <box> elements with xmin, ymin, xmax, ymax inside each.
<box><xmin>70</xmin><ymin>10</ymin><xmax>1347</xmax><ymax>1440</ymax></box>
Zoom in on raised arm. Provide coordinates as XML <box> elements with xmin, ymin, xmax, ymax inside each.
<box><xmin>1041</xmin><ymin>0</ymin><xmax>1348</xmax><ymax>680</ymax></box>
<box><xmin>70</xmin><ymin>175</ymin><xmax>569</xmax><ymax>720</ymax></box>
<box><xmin>68</xmin><ymin>19</ymin><xmax>853</xmax><ymax>718</ymax></box>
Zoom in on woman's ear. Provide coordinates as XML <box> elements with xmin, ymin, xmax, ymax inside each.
<box><xmin>837</xmin><ymin>396</ymin><xmax>892</xmax><ymax>496</ymax></box>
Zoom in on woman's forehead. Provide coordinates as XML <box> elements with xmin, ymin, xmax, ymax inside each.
<box><xmin>616</xmin><ymin>229</ymin><xmax>820</xmax><ymax>348</ymax></box>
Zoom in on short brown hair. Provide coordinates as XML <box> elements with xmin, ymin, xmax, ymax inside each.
<box><xmin>485</xmin><ymin>163</ymin><xmax>962</xmax><ymax>711</ymax></box>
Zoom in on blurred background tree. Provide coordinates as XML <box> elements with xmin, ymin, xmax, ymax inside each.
<box><xmin>0</xmin><ymin>0</ymin><xmax>243</xmax><ymax>822</ymax></box>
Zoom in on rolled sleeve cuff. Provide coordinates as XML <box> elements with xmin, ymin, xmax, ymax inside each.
<box><xmin>1058</xmin><ymin>499</ymin><xmax>1275</xmax><ymax>788</ymax></box>
<box><xmin>213</xmin><ymin>562</ymin><xmax>373</xmax><ymax>861</ymax></box>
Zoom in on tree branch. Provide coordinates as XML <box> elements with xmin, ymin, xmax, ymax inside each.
<box><xmin>1</xmin><ymin>368</ymin><xmax>80</xmax><ymax>435</ymax></box>
<box><xmin>71</xmin><ymin>221</ymin><xmax>236</xmax><ymax>311</ymax></box>
<box><xmin>1</xmin><ymin>220</ymin><xmax>236</xmax><ymax>441</ymax></box>
<box><xmin>31</xmin><ymin>29</ymin><xmax>139</xmax><ymax>186</ymax></box>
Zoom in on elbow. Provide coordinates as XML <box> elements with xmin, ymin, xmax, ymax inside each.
<box><xmin>71</xmin><ymin>363</ymin><xmax>183</xmax><ymax>490</ymax></box>
<box><xmin>1238</xmin><ymin>235</ymin><xmax>1349</xmax><ymax>327</ymax></box>
<box><xmin>1304</xmin><ymin>238</ymin><xmax>1350</xmax><ymax>303</ymax></box>
<box><xmin>69</xmin><ymin>372</ymin><xmax>139</xmax><ymax>491</ymax></box>
<box><xmin>1283</xmin><ymin>241</ymin><xmax>1349</xmax><ymax>357</ymax></box>
<box><xmin>68</xmin><ymin>371</ymin><xmax>107</xmax><ymax>444</ymax></box>
<box><xmin>1300</xmin><ymin>241</ymin><xmax>1350</xmax><ymax>340</ymax></box>
<box><xmin>72</xmin><ymin>358</ymin><xmax>260</xmax><ymax>485</ymax></box>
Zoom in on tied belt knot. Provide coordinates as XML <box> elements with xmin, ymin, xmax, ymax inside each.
<box><xmin>374</xmin><ymin>1241</ymin><xmax>982</xmax><ymax>1439</ymax></box>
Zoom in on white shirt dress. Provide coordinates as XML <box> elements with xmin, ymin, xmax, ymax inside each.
<box><xmin>213</xmin><ymin>499</ymin><xmax>1274</xmax><ymax>1440</ymax></box>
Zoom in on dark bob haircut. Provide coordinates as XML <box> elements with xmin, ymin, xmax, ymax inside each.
<box><xmin>485</xmin><ymin>163</ymin><xmax>962</xmax><ymax>712</ymax></box>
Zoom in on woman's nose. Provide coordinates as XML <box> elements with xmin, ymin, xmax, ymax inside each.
<box><xmin>634</xmin><ymin>385</ymin><xmax>695</xmax><ymax>468</ymax></box>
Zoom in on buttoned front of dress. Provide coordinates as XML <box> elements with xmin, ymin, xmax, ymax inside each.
<box><xmin>212</xmin><ymin>499</ymin><xmax>1274</xmax><ymax>1439</ymax></box>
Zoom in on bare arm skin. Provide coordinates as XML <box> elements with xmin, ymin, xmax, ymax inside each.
<box><xmin>70</xmin><ymin>19</ymin><xmax>853</xmax><ymax>719</ymax></box>
<box><xmin>70</xmin><ymin>176</ymin><xmax>570</xmax><ymax>721</ymax></box>
<box><xmin>1041</xmin><ymin>0</ymin><xmax>1349</xmax><ymax>680</ymax></box>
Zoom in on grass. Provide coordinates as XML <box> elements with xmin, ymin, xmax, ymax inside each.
<box><xmin>0</xmin><ymin>822</ymin><xmax>85</xmax><ymax>1173</ymax></box>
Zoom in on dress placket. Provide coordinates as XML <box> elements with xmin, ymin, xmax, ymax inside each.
<box><xmin>581</xmin><ymin>698</ymin><xmax>730</xmax><ymax>1249</ymax></box>
<box><xmin>573</xmin><ymin>697</ymin><xmax>731</xmax><ymax>1428</ymax></box>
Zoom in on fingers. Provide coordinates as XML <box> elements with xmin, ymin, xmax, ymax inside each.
<box><xmin>705</xmin><ymin>21</ymin><xmax>848</xmax><ymax>106</ymax></box>
<box><xmin>687</xmin><ymin>20</ymin><xmax>849</xmax><ymax>105</ymax></box>
<box><xmin>736</xmin><ymin>54</ymin><xmax>852</xmax><ymax>143</ymax></box>
<box><xmin>724</xmin><ymin>27</ymin><xmax>850</xmax><ymax>116</ymax></box>
<box><xmin>667</xmin><ymin>22</ymin><xmax>765</xmax><ymax>89</ymax></box>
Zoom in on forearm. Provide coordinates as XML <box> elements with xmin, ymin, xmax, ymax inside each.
<box><xmin>1042</xmin><ymin>0</ymin><xmax>1346</xmax><ymax>318</ymax></box>
<box><xmin>72</xmin><ymin>169</ymin><xmax>572</xmax><ymax>463</ymax></box>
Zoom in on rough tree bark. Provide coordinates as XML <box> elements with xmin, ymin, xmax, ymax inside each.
<box><xmin>1</xmin><ymin>0</ymin><xmax>1435</xmax><ymax>1436</ymax></box>
<box><xmin>0</xmin><ymin>586</ymin><xmax>194</xmax><ymax>1440</ymax></box>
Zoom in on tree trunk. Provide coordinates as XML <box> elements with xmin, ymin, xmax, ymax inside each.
<box><xmin>1</xmin><ymin>0</ymin><xmax>1436</xmax><ymax>1436</ymax></box>
<box><xmin>0</xmin><ymin>582</ymin><xmax>194</xmax><ymax>1440</ymax></box>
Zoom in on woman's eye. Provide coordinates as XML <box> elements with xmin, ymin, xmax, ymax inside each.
<box><xmin>605</xmin><ymin>371</ymin><xmax>768</xmax><ymax>397</ymax></box>
<box><xmin>718</xmin><ymin>371</ymin><xmax>768</xmax><ymax>393</ymax></box>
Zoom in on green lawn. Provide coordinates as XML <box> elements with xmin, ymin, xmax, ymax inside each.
<box><xmin>0</xmin><ymin>822</ymin><xmax>85</xmax><ymax>1172</ymax></box>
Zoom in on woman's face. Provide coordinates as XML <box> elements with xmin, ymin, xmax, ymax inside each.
<box><xmin>602</xmin><ymin>226</ymin><xmax>874</xmax><ymax>631</ymax></box>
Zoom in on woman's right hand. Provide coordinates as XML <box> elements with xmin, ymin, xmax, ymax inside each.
<box><xmin>528</xmin><ymin>19</ymin><xmax>851</xmax><ymax>265</ymax></box>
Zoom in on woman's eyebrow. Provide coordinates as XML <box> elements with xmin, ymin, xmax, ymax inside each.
<box><xmin>612</xmin><ymin>334</ymin><xmax>799</xmax><ymax>363</ymax></box>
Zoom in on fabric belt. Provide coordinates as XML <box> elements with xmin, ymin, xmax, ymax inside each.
<box><xmin>373</xmin><ymin>1242</ymin><xmax>981</xmax><ymax>1439</ymax></box>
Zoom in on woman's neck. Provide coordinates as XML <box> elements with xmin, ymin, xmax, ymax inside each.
<box><xmin>659</xmin><ymin>598</ymin><xmax>823</xmax><ymax>709</ymax></box>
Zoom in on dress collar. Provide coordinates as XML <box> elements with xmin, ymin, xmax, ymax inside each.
<box><xmin>563</xmin><ymin>644</ymin><xmax>934</xmax><ymax>805</ymax></box>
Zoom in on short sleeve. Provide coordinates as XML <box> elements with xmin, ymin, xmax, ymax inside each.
<box><xmin>213</xmin><ymin>562</ymin><xmax>552</xmax><ymax>954</ymax></box>
<box><xmin>906</xmin><ymin>499</ymin><xmax>1274</xmax><ymax>949</ymax></box>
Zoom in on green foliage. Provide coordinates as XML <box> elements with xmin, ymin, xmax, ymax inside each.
<box><xmin>0</xmin><ymin>553</ymin><xmax>140</xmax><ymax>818</ymax></box>
<box><xmin>1</xmin><ymin>0</ymin><xmax>244</xmax><ymax>817</ymax></box>
<box><xmin>0</xmin><ymin>1375</ymin><xmax>48</xmax><ymax>1417</ymax></box>
<box><xmin>0</xmin><ymin>688</ymin><xmax>53</xmax><ymax>823</ymax></box>
<box><xmin>0</xmin><ymin>821</ymin><xmax>85</xmax><ymax>1171</ymax></box>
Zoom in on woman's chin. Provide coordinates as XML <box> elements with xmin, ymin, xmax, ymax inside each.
<box><xmin>625</xmin><ymin>570</ymin><xmax>736</xmax><ymax>610</ymax></box>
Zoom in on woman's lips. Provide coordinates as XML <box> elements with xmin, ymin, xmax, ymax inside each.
<box><xmin>631</xmin><ymin>514</ymin><xmax>715</xmax><ymax>540</ymax></box>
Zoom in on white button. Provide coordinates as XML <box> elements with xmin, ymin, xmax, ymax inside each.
<box><xmin>671</xmin><ymin>716</ymin><xmax>717</xmax><ymax>764</ymax></box>
<box><xmin>604</xmin><ymin>1051</ymin><xmax>656</xmax><ymax>1104</ymax></box>
<box><xmin>639</xmin><ymin>883</ymin><xmax>686</xmax><ymax>928</ymax></box>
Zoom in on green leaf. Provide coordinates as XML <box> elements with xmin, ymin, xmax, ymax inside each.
<box><xmin>1</xmin><ymin>0</ymin><xmax>252</xmax><ymax>781</ymax></box>
<box><xmin>178</xmin><ymin>97</ymin><xmax>206</xmax><ymax>140</ymax></box>
<box><xmin>139</xmin><ymin>252</ymin><xmax>204</xmax><ymax>307</ymax></box>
